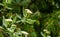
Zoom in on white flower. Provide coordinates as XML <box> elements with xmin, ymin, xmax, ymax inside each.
<box><xmin>43</xmin><ymin>29</ymin><xmax>50</xmax><ymax>34</ymax></box>
<box><xmin>21</xmin><ymin>31</ymin><xmax>29</xmax><ymax>37</ymax></box>
<box><xmin>11</xmin><ymin>24</ymin><xmax>16</xmax><ymax>27</ymax></box>
<box><xmin>43</xmin><ymin>29</ymin><xmax>47</xmax><ymax>32</ymax></box>
<box><xmin>5</xmin><ymin>19</ymin><xmax>12</xmax><ymax>22</ymax></box>
<box><xmin>21</xmin><ymin>31</ymin><xmax>29</xmax><ymax>35</ymax></box>
<box><xmin>25</xmin><ymin>9</ymin><xmax>32</xmax><ymax>14</ymax></box>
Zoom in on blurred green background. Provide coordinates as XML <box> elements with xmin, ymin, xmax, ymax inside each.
<box><xmin>0</xmin><ymin>0</ymin><xmax>60</xmax><ymax>37</ymax></box>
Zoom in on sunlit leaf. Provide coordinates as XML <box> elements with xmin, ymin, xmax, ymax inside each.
<box><xmin>26</xmin><ymin>19</ymin><xmax>36</xmax><ymax>24</ymax></box>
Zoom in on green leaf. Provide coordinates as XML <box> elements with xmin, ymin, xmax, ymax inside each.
<box><xmin>16</xmin><ymin>14</ymin><xmax>21</xmax><ymax>19</ymax></box>
<box><xmin>32</xmin><ymin>11</ymin><xmax>41</xmax><ymax>19</ymax></box>
<box><xmin>3</xmin><ymin>16</ymin><xmax>7</xmax><ymax>27</ymax></box>
<box><xmin>26</xmin><ymin>19</ymin><xmax>36</xmax><ymax>24</ymax></box>
<box><xmin>12</xmin><ymin>16</ymin><xmax>17</xmax><ymax>24</ymax></box>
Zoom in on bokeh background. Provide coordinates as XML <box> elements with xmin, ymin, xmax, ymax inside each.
<box><xmin>0</xmin><ymin>0</ymin><xmax>60</xmax><ymax>37</ymax></box>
